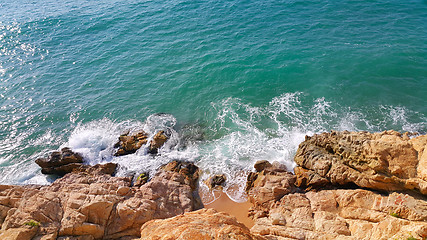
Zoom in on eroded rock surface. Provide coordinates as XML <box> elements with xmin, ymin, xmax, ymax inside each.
<box><xmin>294</xmin><ymin>130</ymin><xmax>427</xmax><ymax>195</ymax></box>
<box><xmin>205</xmin><ymin>174</ymin><xmax>227</xmax><ymax>191</ymax></box>
<box><xmin>246</xmin><ymin>160</ymin><xmax>427</xmax><ymax>240</ymax></box>
<box><xmin>246</xmin><ymin>162</ymin><xmax>297</xmax><ymax>216</ymax></box>
<box><xmin>147</xmin><ymin>130</ymin><xmax>169</xmax><ymax>154</ymax></box>
<box><xmin>0</xmin><ymin>161</ymin><xmax>202</xmax><ymax>239</ymax></box>
<box><xmin>114</xmin><ymin>131</ymin><xmax>149</xmax><ymax>156</ymax></box>
<box><xmin>114</xmin><ymin>130</ymin><xmax>169</xmax><ymax>156</ymax></box>
<box><xmin>35</xmin><ymin>148</ymin><xmax>84</xmax><ymax>176</ymax></box>
<box><xmin>139</xmin><ymin>208</ymin><xmax>264</xmax><ymax>240</ymax></box>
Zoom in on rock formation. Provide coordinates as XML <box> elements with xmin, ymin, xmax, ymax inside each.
<box><xmin>147</xmin><ymin>130</ymin><xmax>169</xmax><ymax>154</ymax></box>
<box><xmin>35</xmin><ymin>148</ymin><xmax>84</xmax><ymax>176</ymax></box>
<box><xmin>114</xmin><ymin>130</ymin><xmax>169</xmax><ymax>156</ymax></box>
<box><xmin>139</xmin><ymin>208</ymin><xmax>264</xmax><ymax>240</ymax></box>
<box><xmin>114</xmin><ymin>131</ymin><xmax>149</xmax><ymax>156</ymax></box>
<box><xmin>246</xmin><ymin>161</ymin><xmax>427</xmax><ymax>239</ymax></box>
<box><xmin>4</xmin><ymin>130</ymin><xmax>427</xmax><ymax>239</ymax></box>
<box><xmin>294</xmin><ymin>130</ymin><xmax>427</xmax><ymax>195</ymax></box>
<box><xmin>205</xmin><ymin>174</ymin><xmax>226</xmax><ymax>191</ymax></box>
<box><xmin>0</xmin><ymin>161</ymin><xmax>202</xmax><ymax>240</ymax></box>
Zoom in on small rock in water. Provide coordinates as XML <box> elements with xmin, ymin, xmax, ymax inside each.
<box><xmin>114</xmin><ymin>130</ymin><xmax>148</xmax><ymax>156</ymax></box>
<box><xmin>35</xmin><ymin>147</ymin><xmax>83</xmax><ymax>176</ymax></box>
<box><xmin>148</xmin><ymin>130</ymin><xmax>169</xmax><ymax>154</ymax></box>
<box><xmin>205</xmin><ymin>174</ymin><xmax>226</xmax><ymax>191</ymax></box>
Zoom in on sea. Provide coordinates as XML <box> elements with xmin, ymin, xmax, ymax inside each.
<box><xmin>0</xmin><ymin>0</ymin><xmax>426</xmax><ymax>202</ymax></box>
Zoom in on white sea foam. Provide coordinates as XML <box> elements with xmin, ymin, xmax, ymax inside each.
<box><xmin>11</xmin><ymin>92</ymin><xmax>426</xmax><ymax>202</ymax></box>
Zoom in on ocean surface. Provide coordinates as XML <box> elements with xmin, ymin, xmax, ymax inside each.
<box><xmin>1</xmin><ymin>0</ymin><xmax>426</xmax><ymax>202</ymax></box>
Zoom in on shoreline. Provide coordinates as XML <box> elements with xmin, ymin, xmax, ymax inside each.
<box><xmin>0</xmin><ymin>130</ymin><xmax>426</xmax><ymax>239</ymax></box>
<box><xmin>204</xmin><ymin>190</ymin><xmax>254</xmax><ymax>228</ymax></box>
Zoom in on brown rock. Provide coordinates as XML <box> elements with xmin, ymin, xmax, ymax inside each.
<box><xmin>148</xmin><ymin>130</ymin><xmax>169</xmax><ymax>154</ymax></box>
<box><xmin>250</xmin><ymin>188</ymin><xmax>427</xmax><ymax>239</ymax></box>
<box><xmin>246</xmin><ymin>159</ymin><xmax>427</xmax><ymax>240</ymax></box>
<box><xmin>246</xmin><ymin>161</ymin><xmax>296</xmax><ymax>214</ymax></box>
<box><xmin>114</xmin><ymin>131</ymin><xmax>148</xmax><ymax>156</ymax></box>
<box><xmin>253</xmin><ymin>160</ymin><xmax>272</xmax><ymax>172</ymax></box>
<box><xmin>0</xmin><ymin>225</ymin><xmax>38</xmax><ymax>240</ymax></box>
<box><xmin>35</xmin><ymin>148</ymin><xmax>83</xmax><ymax>176</ymax></box>
<box><xmin>160</xmin><ymin>160</ymin><xmax>199</xmax><ymax>190</ymax></box>
<box><xmin>205</xmin><ymin>174</ymin><xmax>226</xmax><ymax>191</ymax></box>
<box><xmin>293</xmin><ymin>166</ymin><xmax>329</xmax><ymax>190</ymax></box>
<box><xmin>134</xmin><ymin>172</ymin><xmax>149</xmax><ymax>187</ymax></box>
<box><xmin>139</xmin><ymin>208</ymin><xmax>265</xmax><ymax>240</ymax></box>
<box><xmin>294</xmin><ymin>130</ymin><xmax>427</xmax><ymax>195</ymax></box>
<box><xmin>71</xmin><ymin>162</ymin><xmax>117</xmax><ymax>176</ymax></box>
<box><xmin>0</xmin><ymin>161</ymin><xmax>202</xmax><ymax>240</ymax></box>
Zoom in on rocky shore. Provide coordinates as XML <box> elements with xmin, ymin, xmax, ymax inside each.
<box><xmin>0</xmin><ymin>130</ymin><xmax>426</xmax><ymax>239</ymax></box>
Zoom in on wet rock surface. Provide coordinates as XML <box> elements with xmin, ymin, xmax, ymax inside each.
<box><xmin>35</xmin><ymin>148</ymin><xmax>84</xmax><ymax>176</ymax></box>
<box><xmin>205</xmin><ymin>174</ymin><xmax>227</xmax><ymax>191</ymax></box>
<box><xmin>9</xmin><ymin>130</ymin><xmax>427</xmax><ymax>239</ymax></box>
<box><xmin>114</xmin><ymin>130</ymin><xmax>169</xmax><ymax>156</ymax></box>
<box><xmin>114</xmin><ymin>131</ymin><xmax>149</xmax><ymax>156</ymax></box>
<box><xmin>147</xmin><ymin>130</ymin><xmax>169</xmax><ymax>154</ymax></box>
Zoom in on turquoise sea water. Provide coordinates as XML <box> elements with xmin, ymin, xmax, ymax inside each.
<box><xmin>1</xmin><ymin>0</ymin><xmax>426</xmax><ymax>201</ymax></box>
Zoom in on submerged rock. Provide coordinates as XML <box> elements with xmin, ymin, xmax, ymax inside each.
<box><xmin>139</xmin><ymin>208</ymin><xmax>264</xmax><ymax>240</ymax></box>
<box><xmin>294</xmin><ymin>130</ymin><xmax>427</xmax><ymax>195</ymax></box>
<box><xmin>0</xmin><ymin>161</ymin><xmax>202</xmax><ymax>239</ymax></box>
<box><xmin>35</xmin><ymin>147</ymin><xmax>83</xmax><ymax>176</ymax></box>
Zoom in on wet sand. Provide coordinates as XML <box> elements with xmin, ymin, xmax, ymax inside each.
<box><xmin>204</xmin><ymin>191</ymin><xmax>254</xmax><ymax>228</ymax></box>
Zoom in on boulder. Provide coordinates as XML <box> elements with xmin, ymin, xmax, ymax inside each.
<box><xmin>204</xmin><ymin>175</ymin><xmax>226</xmax><ymax>191</ymax></box>
<box><xmin>114</xmin><ymin>131</ymin><xmax>148</xmax><ymax>156</ymax></box>
<box><xmin>246</xmin><ymin>161</ymin><xmax>297</xmax><ymax>215</ymax></box>
<box><xmin>0</xmin><ymin>161</ymin><xmax>202</xmax><ymax>239</ymax></box>
<box><xmin>139</xmin><ymin>208</ymin><xmax>265</xmax><ymax>240</ymax></box>
<box><xmin>294</xmin><ymin>130</ymin><xmax>427</xmax><ymax>195</ymax></box>
<box><xmin>35</xmin><ymin>148</ymin><xmax>83</xmax><ymax>176</ymax></box>
<box><xmin>147</xmin><ymin>130</ymin><xmax>169</xmax><ymax>154</ymax></box>
<box><xmin>0</xmin><ymin>225</ymin><xmax>38</xmax><ymax>240</ymax></box>
<box><xmin>253</xmin><ymin>160</ymin><xmax>272</xmax><ymax>172</ymax></box>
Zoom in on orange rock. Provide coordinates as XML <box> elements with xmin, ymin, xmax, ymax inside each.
<box><xmin>294</xmin><ymin>130</ymin><xmax>427</xmax><ymax>195</ymax></box>
<box><xmin>148</xmin><ymin>130</ymin><xmax>169</xmax><ymax>154</ymax></box>
<box><xmin>0</xmin><ymin>162</ymin><xmax>202</xmax><ymax>240</ymax></box>
<box><xmin>247</xmin><ymin>161</ymin><xmax>427</xmax><ymax>240</ymax></box>
<box><xmin>139</xmin><ymin>209</ymin><xmax>265</xmax><ymax>240</ymax></box>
